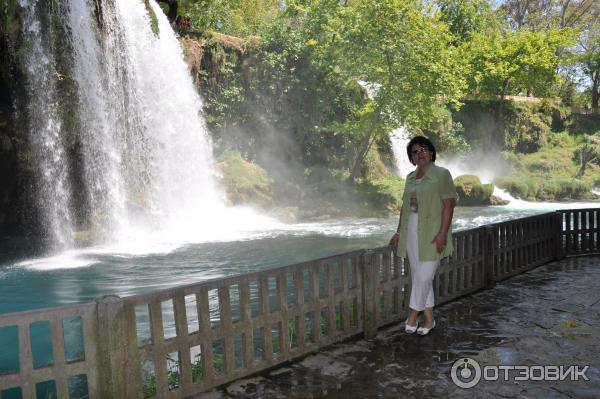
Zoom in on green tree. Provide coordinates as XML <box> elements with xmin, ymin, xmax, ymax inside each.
<box><xmin>334</xmin><ymin>0</ymin><xmax>467</xmax><ymax>125</ymax></box>
<box><xmin>467</xmin><ymin>27</ymin><xmax>574</xmax><ymax>100</ymax></box>
<box><xmin>180</xmin><ymin>0</ymin><xmax>281</xmax><ymax>37</ymax></box>
<box><xmin>325</xmin><ymin>0</ymin><xmax>467</xmax><ymax>179</ymax></box>
<box><xmin>435</xmin><ymin>0</ymin><xmax>496</xmax><ymax>42</ymax></box>
<box><xmin>499</xmin><ymin>0</ymin><xmax>598</xmax><ymax>30</ymax></box>
<box><xmin>578</xmin><ymin>25</ymin><xmax>600</xmax><ymax>113</ymax></box>
<box><xmin>574</xmin><ymin>133</ymin><xmax>600</xmax><ymax>176</ymax></box>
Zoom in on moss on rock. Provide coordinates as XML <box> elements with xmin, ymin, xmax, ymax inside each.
<box><xmin>215</xmin><ymin>150</ymin><xmax>273</xmax><ymax>207</ymax></box>
<box><xmin>454</xmin><ymin>175</ymin><xmax>502</xmax><ymax>206</ymax></box>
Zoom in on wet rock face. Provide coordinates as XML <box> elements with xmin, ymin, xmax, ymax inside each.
<box><xmin>0</xmin><ymin>3</ymin><xmax>28</xmax><ymax>235</ymax></box>
<box><xmin>210</xmin><ymin>256</ymin><xmax>600</xmax><ymax>399</ymax></box>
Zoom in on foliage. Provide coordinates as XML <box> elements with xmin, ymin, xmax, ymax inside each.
<box><xmin>499</xmin><ymin>0</ymin><xmax>599</xmax><ymax>30</ymax></box>
<box><xmin>494</xmin><ymin>175</ymin><xmax>592</xmax><ymax>201</ymax></box>
<box><xmin>503</xmin><ymin>101</ymin><xmax>552</xmax><ymax>152</ymax></box>
<box><xmin>194</xmin><ymin>4</ymin><xmax>369</xmax><ymax>178</ymax></box>
<box><xmin>466</xmin><ymin>27</ymin><xmax>575</xmax><ymax>99</ymax></box>
<box><xmin>142</xmin><ymin>372</ymin><xmax>156</xmax><ymax>398</ymax></box>
<box><xmin>173</xmin><ymin>0</ymin><xmax>600</xmax><ymax>207</ymax></box>
<box><xmin>179</xmin><ymin>0</ymin><xmax>280</xmax><ymax>37</ymax></box>
<box><xmin>521</xmin><ymin>146</ymin><xmax>576</xmax><ymax>176</ymax></box>
<box><xmin>573</xmin><ymin>133</ymin><xmax>600</xmax><ymax>176</ymax></box>
<box><xmin>567</xmin><ymin>113</ymin><xmax>600</xmax><ymax>134</ymax></box>
<box><xmin>420</xmin><ymin>108</ymin><xmax>472</xmax><ymax>154</ymax></box>
<box><xmin>363</xmin><ymin>177</ymin><xmax>406</xmax><ymax>208</ymax></box>
<box><xmin>363</xmin><ymin>144</ymin><xmax>391</xmax><ymax>180</ymax></box>
<box><xmin>332</xmin><ymin>0</ymin><xmax>467</xmax><ymax>127</ymax></box>
<box><xmin>435</xmin><ymin>0</ymin><xmax>497</xmax><ymax>42</ymax></box>
<box><xmin>577</xmin><ymin>26</ymin><xmax>600</xmax><ymax>113</ymax></box>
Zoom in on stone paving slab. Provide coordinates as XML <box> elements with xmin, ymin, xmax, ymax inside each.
<box><xmin>199</xmin><ymin>256</ymin><xmax>600</xmax><ymax>398</ymax></box>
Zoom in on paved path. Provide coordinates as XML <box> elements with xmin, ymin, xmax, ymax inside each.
<box><xmin>201</xmin><ymin>255</ymin><xmax>600</xmax><ymax>398</ymax></box>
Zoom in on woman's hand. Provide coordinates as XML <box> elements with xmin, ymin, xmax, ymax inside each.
<box><xmin>389</xmin><ymin>232</ymin><xmax>400</xmax><ymax>247</ymax></box>
<box><xmin>431</xmin><ymin>232</ymin><xmax>447</xmax><ymax>254</ymax></box>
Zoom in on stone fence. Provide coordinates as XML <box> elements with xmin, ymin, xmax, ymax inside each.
<box><xmin>1</xmin><ymin>208</ymin><xmax>598</xmax><ymax>398</ymax></box>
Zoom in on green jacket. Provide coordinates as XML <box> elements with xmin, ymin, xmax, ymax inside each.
<box><xmin>396</xmin><ymin>163</ymin><xmax>458</xmax><ymax>261</ymax></box>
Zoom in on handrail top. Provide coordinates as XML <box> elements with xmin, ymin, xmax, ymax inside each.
<box><xmin>0</xmin><ymin>301</ymin><xmax>95</xmax><ymax>322</ymax></box>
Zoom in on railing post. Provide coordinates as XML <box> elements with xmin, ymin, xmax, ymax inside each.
<box><xmin>482</xmin><ymin>227</ymin><xmax>496</xmax><ymax>289</ymax></box>
<box><xmin>95</xmin><ymin>295</ymin><xmax>131</xmax><ymax>399</ymax></box>
<box><xmin>361</xmin><ymin>250</ymin><xmax>378</xmax><ymax>338</ymax></box>
<box><xmin>554</xmin><ymin>211</ymin><xmax>565</xmax><ymax>260</ymax></box>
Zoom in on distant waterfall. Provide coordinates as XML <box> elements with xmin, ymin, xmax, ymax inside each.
<box><xmin>18</xmin><ymin>0</ymin><xmax>225</xmax><ymax>251</ymax></box>
<box><xmin>389</xmin><ymin>127</ymin><xmax>413</xmax><ymax>178</ymax></box>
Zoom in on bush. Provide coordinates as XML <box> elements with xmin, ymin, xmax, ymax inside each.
<box><xmin>567</xmin><ymin>114</ymin><xmax>600</xmax><ymax>135</ymax></box>
<box><xmin>551</xmin><ymin>178</ymin><xmax>592</xmax><ymax>200</ymax></box>
<box><xmin>494</xmin><ymin>175</ymin><xmax>592</xmax><ymax>201</ymax></box>
<box><xmin>521</xmin><ymin>148</ymin><xmax>576</xmax><ymax>177</ymax></box>
<box><xmin>504</xmin><ymin>102</ymin><xmax>551</xmax><ymax>153</ymax></box>
<box><xmin>546</xmin><ymin>131</ymin><xmax>577</xmax><ymax>148</ymax></box>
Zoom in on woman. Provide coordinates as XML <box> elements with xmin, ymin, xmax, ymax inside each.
<box><xmin>389</xmin><ymin>136</ymin><xmax>457</xmax><ymax>336</ymax></box>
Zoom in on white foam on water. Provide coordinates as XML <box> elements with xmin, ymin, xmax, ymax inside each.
<box><xmin>493</xmin><ymin>187</ymin><xmax>600</xmax><ymax>210</ymax></box>
<box><xmin>16</xmin><ymin>251</ymin><xmax>99</xmax><ymax>271</ymax></box>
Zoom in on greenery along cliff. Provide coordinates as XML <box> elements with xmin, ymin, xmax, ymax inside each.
<box><xmin>172</xmin><ymin>0</ymin><xmax>600</xmax><ymax>217</ymax></box>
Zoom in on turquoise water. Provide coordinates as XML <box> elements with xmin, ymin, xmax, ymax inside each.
<box><xmin>0</xmin><ymin>204</ymin><xmax>595</xmax><ymax>315</ymax></box>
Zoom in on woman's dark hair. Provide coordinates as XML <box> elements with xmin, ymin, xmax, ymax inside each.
<box><xmin>406</xmin><ymin>136</ymin><xmax>436</xmax><ymax>165</ymax></box>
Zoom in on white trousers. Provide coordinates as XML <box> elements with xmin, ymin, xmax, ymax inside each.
<box><xmin>407</xmin><ymin>213</ymin><xmax>439</xmax><ymax>311</ymax></box>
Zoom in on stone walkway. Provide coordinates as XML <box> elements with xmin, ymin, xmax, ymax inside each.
<box><xmin>201</xmin><ymin>255</ymin><xmax>600</xmax><ymax>398</ymax></box>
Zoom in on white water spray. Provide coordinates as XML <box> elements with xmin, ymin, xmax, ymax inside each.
<box><xmin>18</xmin><ymin>0</ymin><xmax>281</xmax><ymax>261</ymax></box>
<box><xmin>389</xmin><ymin>127</ymin><xmax>414</xmax><ymax>177</ymax></box>
<box><xmin>19</xmin><ymin>0</ymin><xmax>75</xmax><ymax>249</ymax></box>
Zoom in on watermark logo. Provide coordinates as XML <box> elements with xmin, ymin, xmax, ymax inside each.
<box><xmin>451</xmin><ymin>358</ymin><xmax>482</xmax><ymax>388</ymax></box>
<box><xmin>450</xmin><ymin>358</ymin><xmax>590</xmax><ymax>389</ymax></box>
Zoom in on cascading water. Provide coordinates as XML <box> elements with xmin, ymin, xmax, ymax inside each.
<box><xmin>18</xmin><ymin>0</ymin><xmax>75</xmax><ymax>250</ymax></box>
<box><xmin>389</xmin><ymin>126</ymin><xmax>413</xmax><ymax>177</ymax></box>
<box><xmin>17</xmin><ymin>0</ymin><xmax>268</xmax><ymax>257</ymax></box>
<box><xmin>65</xmin><ymin>0</ymin><xmax>127</xmax><ymax>241</ymax></box>
<box><xmin>110</xmin><ymin>0</ymin><xmax>225</xmax><ymax>244</ymax></box>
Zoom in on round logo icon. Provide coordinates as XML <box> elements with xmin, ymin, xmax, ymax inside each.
<box><xmin>451</xmin><ymin>357</ymin><xmax>482</xmax><ymax>388</ymax></box>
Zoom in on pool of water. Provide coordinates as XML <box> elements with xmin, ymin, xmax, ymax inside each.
<box><xmin>0</xmin><ymin>204</ymin><xmax>595</xmax><ymax>315</ymax></box>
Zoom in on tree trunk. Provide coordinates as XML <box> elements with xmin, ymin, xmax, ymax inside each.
<box><xmin>348</xmin><ymin>129</ymin><xmax>375</xmax><ymax>182</ymax></box>
<box><xmin>592</xmin><ymin>69</ymin><xmax>599</xmax><ymax>114</ymax></box>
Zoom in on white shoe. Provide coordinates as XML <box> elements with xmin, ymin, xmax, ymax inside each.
<box><xmin>417</xmin><ymin>320</ymin><xmax>435</xmax><ymax>335</ymax></box>
<box><xmin>405</xmin><ymin>319</ymin><xmax>418</xmax><ymax>334</ymax></box>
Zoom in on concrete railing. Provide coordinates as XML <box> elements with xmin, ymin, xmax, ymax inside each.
<box><xmin>1</xmin><ymin>208</ymin><xmax>599</xmax><ymax>398</ymax></box>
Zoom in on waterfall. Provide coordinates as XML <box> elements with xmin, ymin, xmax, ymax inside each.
<box><xmin>18</xmin><ymin>0</ymin><xmax>231</xmax><ymax>252</ymax></box>
<box><xmin>18</xmin><ymin>0</ymin><xmax>76</xmax><ymax>250</ymax></box>
<box><xmin>389</xmin><ymin>127</ymin><xmax>413</xmax><ymax>178</ymax></box>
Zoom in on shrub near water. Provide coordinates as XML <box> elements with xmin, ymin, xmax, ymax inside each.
<box><xmin>494</xmin><ymin>175</ymin><xmax>593</xmax><ymax>201</ymax></box>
